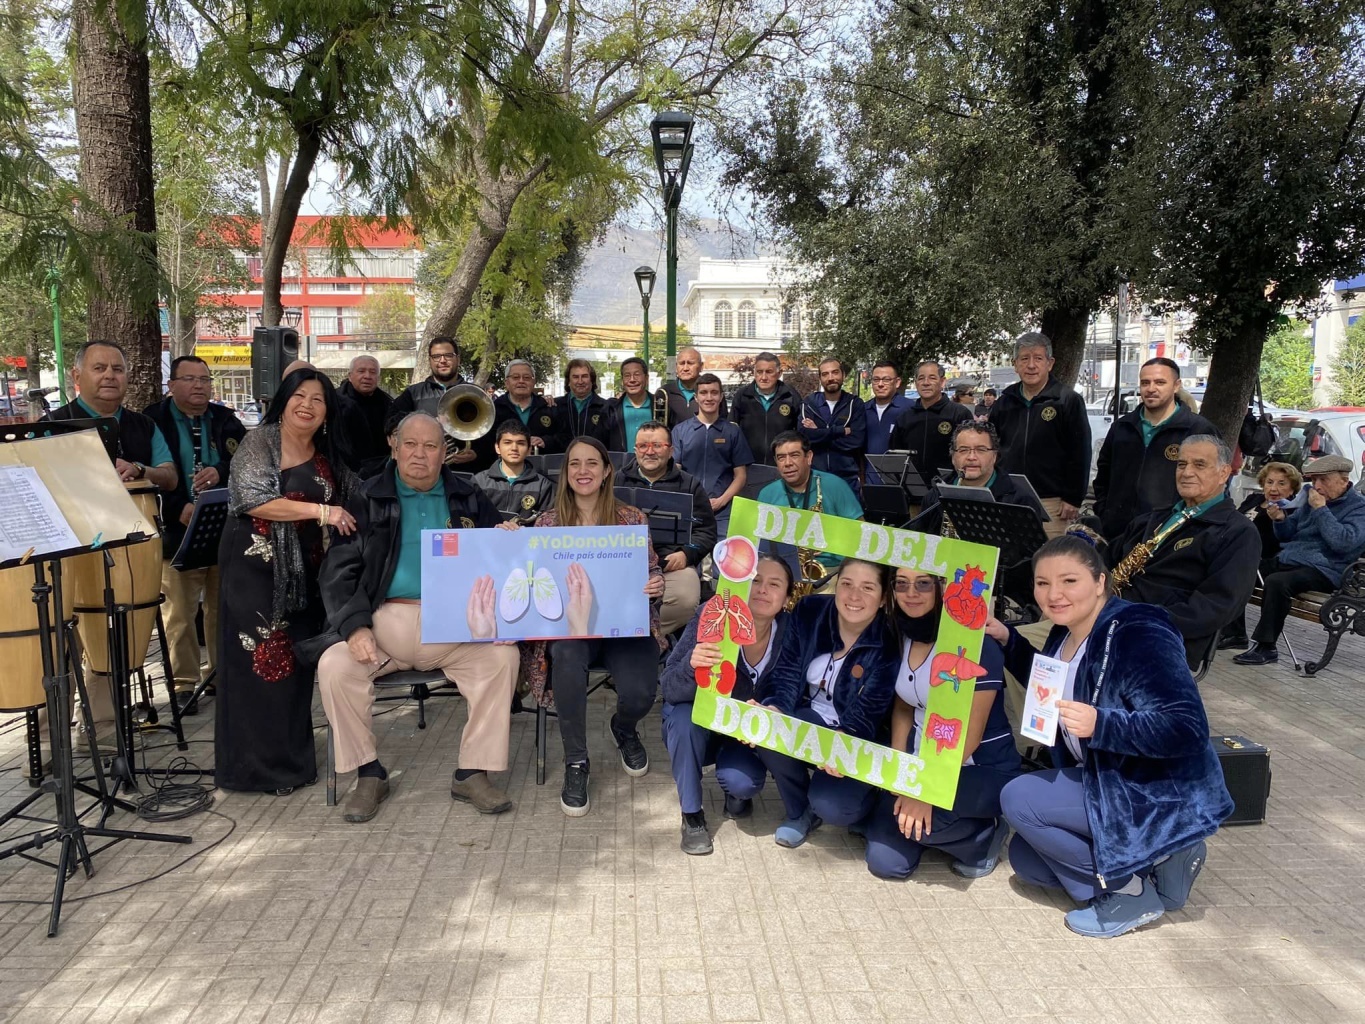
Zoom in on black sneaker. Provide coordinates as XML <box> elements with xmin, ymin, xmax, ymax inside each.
<box><xmin>723</xmin><ymin>794</ymin><xmax>753</xmax><ymax>820</ymax></box>
<box><xmin>561</xmin><ymin>762</ymin><xmax>590</xmax><ymax>817</ymax></box>
<box><xmin>681</xmin><ymin>812</ymin><xmax>713</xmax><ymax>855</ymax></box>
<box><xmin>611</xmin><ymin>716</ymin><xmax>649</xmax><ymax>777</ymax></box>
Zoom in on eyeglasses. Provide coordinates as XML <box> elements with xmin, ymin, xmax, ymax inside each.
<box><xmin>894</xmin><ymin>578</ymin><xmax>937</xmax><ymax>594</ymax></box>
<box><xmin>635</xmin><ymin>442</ymin><xmax>669</xmax><ymax>452</ymax></box>
<box><xmin>172</xmin><ymin>375</ymin><xmax>212</xmax><ymax>385</ymax></box>
<box><xmin>953</xmin><ymin>446</ymin><xmax>995</xmax><ymax>456</ymax></box>
<box><xmin>431</xmin><ymin>353</ymin><xmax>457</xmax><ymax>362</ymax></box>
<box><xmin>870</xmin><ymin>376</ymin><xmax>897</xmax><ymax>385</ymax></box>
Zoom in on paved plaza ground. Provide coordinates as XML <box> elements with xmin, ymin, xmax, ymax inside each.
<box><xmin>0</xmin><ymin>607</ymin><xmax>1363</xmax><ymax>1024</ymax></box>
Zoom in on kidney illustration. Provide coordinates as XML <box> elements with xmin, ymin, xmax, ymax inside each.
<box><xmin>499</xmin><ymin>562</ymin><xmax>564</xmax><ymax>622</ymax></box>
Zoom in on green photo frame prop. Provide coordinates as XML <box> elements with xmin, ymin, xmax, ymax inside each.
<box><xmin>691</xmin><ymin>497</ymin><xmax>1000</xmax><ymax>810</ymax></box>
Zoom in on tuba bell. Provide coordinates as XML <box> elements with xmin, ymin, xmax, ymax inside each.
<box><xmin>437</xmin><ymin>383</ymin><xmax>496</xmax><ymax>454</ymax></box>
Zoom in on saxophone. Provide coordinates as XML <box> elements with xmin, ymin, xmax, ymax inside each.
<box><xmin>793</xmin><ymin>475</ymin><xmax>827</xmax><ymax>601</ymax></box>
<box><xmin>1111</xmin><ymin>508</ymin><xmax>1197</xmax><ymax>592</ymax></box>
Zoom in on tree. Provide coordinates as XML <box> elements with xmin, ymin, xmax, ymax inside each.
<box><xmin>1330</xmin><ymin>321</ymin><xmax>1365</xmax><ymax>407</ymax></box>
<box><xmin>1130</xmin><ymin>0</ymin><xmax>1365</xmax><ymax>442</ymax></box>
<box><xmin>1260</xmin><ymin>321</ymin><xmax>1315</xmax><ymax>411</ymax></box>
<box><xmin>355</xmin><ymin>285</ymin><xmax>416</xmax><ymax>344</ymax></box>
<box><xmin>74</xmin><ymin>0</ymin><xmax>162</xmax><ymax>408</ymax></box>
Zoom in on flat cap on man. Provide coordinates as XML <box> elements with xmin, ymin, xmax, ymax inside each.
<box><xmin>1302</xmin><ymin>454</ymin><xmax>1353</xmax><ymax>476</ymax></box>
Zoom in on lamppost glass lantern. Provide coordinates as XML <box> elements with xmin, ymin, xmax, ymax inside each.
<box><xmin>282</xmin><ymin>307</ymin><xmax>303</xmax><ymax>329</ymax></box>
<box><xmin>650</xmin><ymin>111</ymin><xmax>695</xmax><ymax>382</ymax></box>
<box><xmin>634</xmin><ymin>265</ymin><xmax>657</xmax><ymax>366</ymax></box>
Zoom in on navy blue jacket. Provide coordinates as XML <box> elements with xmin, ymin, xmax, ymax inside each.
<box><xmin>799</xmin><ymin>390</ymin><xmax>867</xmax><ymax>495</ymax></box>
<box><xmin>1273</xmin><ymin>486</ymin><xmax>1365</xmax><ymax>585</ymax></box>
<box><xmin>865</xmin><ymin>394</ymin><xmax>915</xmax><ymax>456</ymax></box>
<box><xmin>758</xmin><ymin>595</ymin><xmax>899</xmax><ymax>740</ymax></box>
<box><xmin>661</xmin><ymin>609</ymin><xmax>790</xmax><ymax>706</ymax></box>
<box><xmin>1001</xmin><ymin>599</ymin><xmax>1233</xmax><ymax>885</ymax></box>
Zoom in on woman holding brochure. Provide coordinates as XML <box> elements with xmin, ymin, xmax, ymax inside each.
<box><xmin>989</xmin><ymin>529</ymin><xmax>1232</xmax><ymax>939</ymax></box>
<box><xmin>752</xmin><ymin>558</ymin><xmax>900</xmax><ymax>848</ymax></box>
<box><xmin>520</xmin><ymin>436</ymin><xmax>666</xmax><ymax>817</ymax></box>
<box><xmin>862</xmin><ymin>567</ymin><xmax>1019</xmax><ymax>880</ymax></box>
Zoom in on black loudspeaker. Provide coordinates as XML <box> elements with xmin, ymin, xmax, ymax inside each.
<box><xmin>251</xmin><ymin>326</ymin><xmax>300</xmax><ymax>404</ymax></box>
<box><xmin>1214</xmin><ymin>734</ymin><xmax>1271</xmax><ymax>825</ymax></box>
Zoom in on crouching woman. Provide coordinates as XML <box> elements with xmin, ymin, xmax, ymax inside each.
<box><xmin>989</xmin><ymin>531</ymin><xmax>1233</xmax><ymax>938</ymax></box>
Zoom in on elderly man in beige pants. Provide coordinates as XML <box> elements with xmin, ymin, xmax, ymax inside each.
<box><xmin>315</xmin><ymin>413</ymin><xmax>518</xmax><ymax>823</ymax></box>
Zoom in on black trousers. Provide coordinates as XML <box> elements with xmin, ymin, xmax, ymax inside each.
<box><xmin>1250</xmin><ymin>558</ymin><xmax>1335</xmax><ymax>645</ymax></box>
<box><xmin>548</xmin><ymin>636</ymin><xmax>659</xmax><ymax>764</ymax></box>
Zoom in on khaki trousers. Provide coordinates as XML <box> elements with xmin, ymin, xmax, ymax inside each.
<box><xmin>659</xmin><ymin>567</ymin><xmax>701</xmax><ymax>635</ymax></box>
<box><xmin>318</xmin><ymin>602</ymin><xmax>518</xmax><ymax>774</ymax></box>
<box><xmin>1039</xmin><ymin>496</ymin><xmax>1072</xmax><ymax>541</ymax></box>
<box><xmin>161</xmin><ymin>564</ymin><xmax>219</xmax><ymax>692</ymax></box>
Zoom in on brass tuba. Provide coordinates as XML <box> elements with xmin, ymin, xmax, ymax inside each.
<box><xmin>437</xmin><ymin>383</ymin><xmax>496</xmax><ymax>455</ymax></box>
<box><xmin>792</xmin><ymin>475</ymin><xmax>828</xmax><ymax>602</ymax></box>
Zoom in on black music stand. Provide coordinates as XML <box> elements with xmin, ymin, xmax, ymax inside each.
<box><xmin>866</xmin><ymin>453</ymin><xmax>932</xmax><ymax>501</ymax></box>
<box><xmin>862</xmin><ymin>484</ymin><xmax>911</xmax><ymax>526</ymax></box>
<box><xmin>616</xmin><ymin>486</ymin><xmax>694</xmax><ymax>549</ymax></box>
<box><xmin>938</xmin><ymin>496</ymin><xmax>1049</xmax><ymax>614</ymax></box>
<box><xmin>529</xmin><ymin>453</ymin><xmax>563</xmax><ymax>478</ymax></box>
<box><xmin>166</xmin><ymin>488</ymin><xmax>230</xmax><ymax>755</ymax></box>
<box><xmin>3</xmin><ymin>417</ymin><xmax>121</xmax><ymax>462</ymax></box>
<box><xmin>738</xmin><ymin>464</ymin><xmax>779</xmax><ymax>501</ymax></box>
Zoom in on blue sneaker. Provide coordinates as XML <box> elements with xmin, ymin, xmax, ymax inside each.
<box><xmin>952</xmin><ymin>819</ymin><xmax>1011</xmax><ymax>879</ymax></box>
<box><xmin>774</xmin><ymin>809</ymin><xmax>822</xmax><ymax>848</ymax></box>
<box><xmin>1065</xmin><ymin>884</ymin><xmax>1165</xmax><ymax>939</ymax></box>
<box><xmin>1150</xmin><ymin>840</ymin><xmax>1207</xmax><ymax>911</ymax></box>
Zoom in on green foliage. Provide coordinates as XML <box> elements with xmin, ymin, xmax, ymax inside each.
<box><xmin>1260</xmin><ymin>321</ymin><xmax>1315</xmax><ymax>411</ymax></box>
<box><xmin>356</xmin><ymin>286</ymin><xmax>416</xmax><ymax>342</ymax></box>
<box><xmin>1331</xmin><ymin>321</ymin><xmax>1365</xmax><ymax>408</ymax></box>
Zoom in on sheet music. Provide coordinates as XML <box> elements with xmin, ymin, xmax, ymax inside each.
<box><xmin>0</xmin><ymin>465</ymin><xmax>82</xmax><ymax>562</ymax></box>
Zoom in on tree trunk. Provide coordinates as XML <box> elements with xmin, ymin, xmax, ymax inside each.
<box><xmin>73</xmin><ymin>0</ymin><xmax>162</xmax><ymax>410</ymax></box>
<box><xmin>1201</xmin><ymin>313</ymin><xmax>1273</xmax><ymax>447</ymax></box>
<box><xmin>170</xmin><ymin>310</ymin><xmax>196</xmax><ymax>358</ymax></box>
<box><xmin>260</xmin><ymin>132</ymin><xmax>321</xmax><ymax>328</ymax></box>
<box><xmin>1040</xmin><ymin>306</ymin><xmax>1091</xmax><ymax>390</ymax></box>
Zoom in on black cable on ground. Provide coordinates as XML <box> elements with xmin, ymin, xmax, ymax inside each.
<box><xmin>133</xmin><ymin>755</ymin><xmax>215</xmax><ymax>822</ymax></box>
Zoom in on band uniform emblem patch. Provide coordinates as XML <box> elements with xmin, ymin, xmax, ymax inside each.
<box><xmin>225</xmin><ymin>437</ymin><xmax>238</xmax><ymax>454</ymax></box>
<box><xmin>1174</xmin><ymin>537</ymin><xmax>1193</xmax><ymax>551</ymax></box>
<box><xmin>540</xmin><ymin>414</ymin><xmax>552</xmax><ymax>427</ymax></box>
<box><xmin>779</xmin><ymin>403</ymin><xmax>791</xmax><ymax>417</ymax></box>
<box><xmin>938</xmin><ymin>421</ymin><xmax>952</xmax><ymax>434</ymax></box>
<box><xmin>1165</xmin><ymin>444</ymin><xmax>1180</xmax><ymax>460</ymax></box>
<box><xmin>1041</xmin><ymin>406</ymin><xmax>1057</xmax><ymax>421</ymax></box>
<box><xmin>591</xmin><ymin>414</ymin><xmax>600</xmax><ymax>425</ymax></box>
<box><xmin>520</xmin><ymin>494</ymin><xmax>536</xmax><ymax>510</ymax></box>
<box><xmin>459</xmin><ymin>517</ymin><xmax>475</xmax><ymax>529</ymax></box>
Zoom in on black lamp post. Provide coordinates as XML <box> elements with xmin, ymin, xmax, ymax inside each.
<box><xmin>634</xmin><ymin>265</ymin><xmax>656</xmax><ymax>369</ymax></box>
<box><xmin>41</xmin><ymin>229</ymin><xmax>68</xmax><ymax>403</ymax></box>
<box><xmin>650</xmin><ymin>111</ymin><xmax>694</xmax><ymax>383</ymax></box>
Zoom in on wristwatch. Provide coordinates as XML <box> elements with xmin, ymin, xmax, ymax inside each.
<box><xmin>133</xmin><ymin>462</ymin><xmax>146</xmax><ymax>479</ymax></box>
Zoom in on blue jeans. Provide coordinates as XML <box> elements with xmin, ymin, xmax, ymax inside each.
<box><xmin>753</xmin><ymin>706</ymin><xmax>878</xmax><ymax>824</ymax></box>
<box><xmin>1000</xmin><ymin>767</ymin><xmax>1133</xmax><ymax>902</ymax></box>
<box><xmin>863</xmin><ymin>791</ymin><xmax>998</xmax><ymax>879</ymax></box>
<box><xmin>660</xmin><ymin>701</ymin><xmax>767</xmax><ymax>814</ymax></box>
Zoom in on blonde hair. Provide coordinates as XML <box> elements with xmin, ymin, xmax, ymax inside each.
<box><xmin>1257</xmin><ymin>460</ymin><xmax>1303</xmax><ymax>492</ymax></box>
<box><xmin>553</xmin><ymin>437</ymin><xmax>623</xmax><ymax>526</ymax></box>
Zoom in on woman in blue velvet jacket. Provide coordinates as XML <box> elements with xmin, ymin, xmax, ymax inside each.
<box><xmin>864</xmin><ymin>566</ymin><xmax>1020</xmax><ymax>881</ymax></box>
<box><xmin>990</xmin><ymin>531</ymin><xmax>1233</xmax><ymax>939</ymax></box>
<box><xmin>659</xmin><ymin>554</ymin><xmax>795</xmax><ymax>855</ymax></box>
<box><xmin>753</xmin><ymin>558</ymin><xmax>901</xmax><ymax>848</ymax></box>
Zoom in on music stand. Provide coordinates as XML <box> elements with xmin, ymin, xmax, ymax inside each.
<box><xmin>738</xmin><ymin>464</ymin><xmax>779</xmax><ymax>501</ymax></box>
<box><xmin>1007</xmin><ymin>474</ymin><xmax>1052</xmax><ymax>522</ymax></box>
<box><xmin>938</xmin><ymin>496</ymin><xmax>1050</xmax><ymax>611</ymax></box>
<box><xmin>862</xmin><ymin>485</ymin><xmax>911</xmax><ymax>526</ymax></box>
<box><xmin>867</xmin><ymin>453</ymin><xmax>932</xmax><ymax>501</ymax></box>
<box><xmin>616</xmin><ymin>486</ymin><xmax>694</xmax><ymax>549</ymax></box>
<box><xmin>166</xmin><ymin>488</ymin><xmax>230</xmax><ymax>749</ymax></box>
<box><xmin>529</xmin><ymin>453</ymin><xmax>563</xmax><ymax>478</ymax></box>
<box><xmin>4</xmin><ymin>417</ymin><xmax>121</xmax><ymax>463</ymax></box>
<box><xmin>0</xmin><ymin>427</ymin><xmax>191</xmax><ymax>937</ymax></box>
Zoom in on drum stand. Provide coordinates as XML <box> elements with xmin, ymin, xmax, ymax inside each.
<box><xmin>0</xmin><ymin>557</ymin><xmax>191</xmax><ymax>937</ymax></box>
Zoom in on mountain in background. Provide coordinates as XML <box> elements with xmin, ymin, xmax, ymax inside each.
<box><xmin>567</xmin><ymin>218</ymin><xmax>772</xmax><ymax>326</ymax></box>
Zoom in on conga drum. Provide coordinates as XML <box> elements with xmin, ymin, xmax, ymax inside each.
<box><xmin>71</xmin><ymin>481</ymin><xmax>164</xmax><ymax>674</ymax></box>
<box><xmin>0</xmin><ymin>562</ymin><xmax>75</xmax><ymax>711</ymax></box>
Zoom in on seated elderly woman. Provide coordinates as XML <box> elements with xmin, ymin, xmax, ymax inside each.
<box><xmin>1220</xmin><ymin>461</ymin><xmax>1306</xmax><ymax>650</ymax></box>
<box><xmin>1233</xmin><ymin>454</ymin><xmax>1365</xmax><ymax>666</ymax></box>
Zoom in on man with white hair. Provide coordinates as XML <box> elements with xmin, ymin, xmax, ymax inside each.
<box><xmin>661</xmin><ymin>347</ymin><xmax>726</xmax><ymax>426</ymax></box>
<box><xmin>314</xmin><ymin>413</ymin><xmax>518</xmax><ymax>822</ymax></box>
<box><xmin>337</xmin><ymin>353</ymin><xmax>394</xmax><ymax>476</ymax></box>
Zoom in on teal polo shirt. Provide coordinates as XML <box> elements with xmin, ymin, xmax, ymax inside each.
<box><xmin>757</xmin><ymin>469</ymin><xmax>863</xmax><ymax>569</ymax></box>
<box><xmin>76</xmin><ymin>397</ymin><xmax>174</xmax><ymax>467</ymax></box>
<box><xmin>1139</xmin><ymin>409</ymin><xmax>1177</xmax><ymax>447</ymax></box>
<box><xmin>168</xmin><ymin>402</ymin><xmax>222</xmax><ymax>478</ymax></box>
<box><xmin>386</xmin><ymin>476</ymin><xmax>450</xmax><ymax>600</ymax></box>
<box><xmin>619</xmin><ymin>397</ymin><xmax>652</xmax><ymax>451</ymax></box>
<box><xmin>1157</xmin><ymin>493</ymin><xmax>1223</xmax><ymax>535</ymax></box>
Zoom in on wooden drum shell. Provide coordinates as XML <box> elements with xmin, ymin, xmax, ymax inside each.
<box><xmin>0</xmin><ymin>563</ymin><xmax>75</xmax><ymax>712</ymax></box>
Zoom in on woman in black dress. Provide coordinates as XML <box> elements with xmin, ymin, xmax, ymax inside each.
<box><xmin>216</xmin><ymin>368</ymin><xmax>357</xmax><ymax>793</ymax></box>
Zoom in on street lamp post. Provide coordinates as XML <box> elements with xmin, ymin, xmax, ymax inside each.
<box><xmin>42</xmin><ymin>230</ymin><xmax>68</xmax><ymax>403</ymax></box>
<box><xmin>634</xmin><ymin>265</ymin><xmax>656</xmax><ymax>371</ymax></box>
<box><xmin>650</xmin><ymin>111</ymin><xmax>694</xmax><ymax>384</ymax></box>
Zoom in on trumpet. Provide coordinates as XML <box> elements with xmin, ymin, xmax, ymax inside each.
<box><xmin>437</xmin><ymin>383</ymin><xmax>496</xmax><ymax>456</ymax></box>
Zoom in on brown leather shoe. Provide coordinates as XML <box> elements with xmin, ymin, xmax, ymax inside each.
<box><xmin>450</xmin><ymin>771</ymin><xmax>513</xmax><ymax>814</ymax></box>
<box><xmin>343</xmin><ymin>776</ymin><xmax>390</xmax><ymax>822</ymax></box>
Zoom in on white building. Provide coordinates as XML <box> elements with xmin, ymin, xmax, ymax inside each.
<box><xmin>679</xmin><ymin>258</ymin><xmax>812</xmax><ymax>381</ymax></box>
<box><xmin>1312</xmin><ymin>274</ymin><xmax>1365</xmax><ymax>406</ymax></box>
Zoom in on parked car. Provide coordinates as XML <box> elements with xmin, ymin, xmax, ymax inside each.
<box><xmin>1237</xmin><ymin>409</ymin><xmax>1365</xmax><ymax>498</ymax></box>
<box><xmin>236</xmin><ymin>401</ymin><xmax>262</xmax><ymax>429</ymax></box>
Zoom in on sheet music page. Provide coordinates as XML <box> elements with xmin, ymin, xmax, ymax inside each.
<box><xmin>0</xmin><ymin>465</ymin><xmax>82</xmax><ymax>561</ymax></box>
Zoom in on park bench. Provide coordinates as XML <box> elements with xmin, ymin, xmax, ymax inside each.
<box><xmin>1249</xmin><ymin>558</ymin><xmax>1365</xmax><ymax>675</ymax></box>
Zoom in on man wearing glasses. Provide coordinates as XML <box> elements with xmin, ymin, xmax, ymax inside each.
<box><xmin>144</xmin><ymin>355</ymin><xmax>246</xmax><ymax>714</ymax></box>
<box><xmin>863</xmin><ymin>360</ymin><xmax>913</xmax><ymax>482</ymax></box>
<box><xmin>915</xmin><ymin>421</ymin><xmax>1024</xmax><ymax>537</ymax></box>
<box><xmin>391</xmin><ymin>336</ymin><xmax>477</xmax><ymax>465</ymax></box>
<box><xmin>889</xmin><ymin>360</ymin><xmax>973</xmax><ymax>488</ymax></box>
<box><xmin>608</xmin><ymin>356</ymin><xmax>657</xmax><ymax>453</ymax></box>
<box><xmin>619</xmin><ymin>421</ymin><xmax>717</xmax><ymax>634</ymax></box>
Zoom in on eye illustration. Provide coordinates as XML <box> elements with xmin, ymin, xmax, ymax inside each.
<box><xmin>499</xmin><ymin>562</ymin><xmax>563</xmax><ymax>622</ymax></box>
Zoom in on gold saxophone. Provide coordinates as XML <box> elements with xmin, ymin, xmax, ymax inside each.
<box><xmin>793</xmin><ymin>475</ymin><xmax>827</xmax><ymax>602</ymax></box>
<box><xmin>1111</xmin><ymin>508</ymin><xmax>1197</xmax><ymax>592</ymax></box>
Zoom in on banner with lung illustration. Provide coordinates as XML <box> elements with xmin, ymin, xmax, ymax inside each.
<box><xmin>420</xmin><ymin>525</ymin><xmax>651</xmax><ymax>643</ymax></box>
<box><xmin>691</xmin><ymin>498</ymin><xmax>999</xmax><ymax>810</ymax></box>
